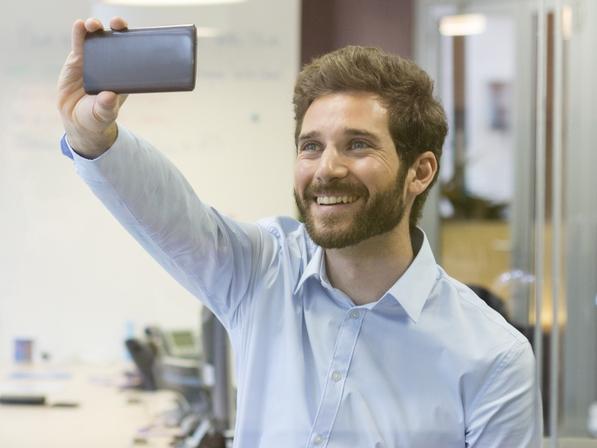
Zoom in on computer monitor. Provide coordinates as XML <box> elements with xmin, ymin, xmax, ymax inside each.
<box><xmin>163</xmin><ymin>329</ymin><xmax>199</xmax><ymax>359</ymax></box>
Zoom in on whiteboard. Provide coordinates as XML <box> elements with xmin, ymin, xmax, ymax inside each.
<box><xmin>0</xmin><ymin>0</ymin><xmax>300</xmax><ymax>363</ymax></box>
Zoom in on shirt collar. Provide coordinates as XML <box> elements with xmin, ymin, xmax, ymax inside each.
<box><xmin>383</xmin><ymin>228</ymin><xmax>439</xmax><ymax>323</ymax></box>
<box><xmin>294</xmin><ymin>228</ymin><xmax>440</xmax><ymax>323</ymax></box>
<box><xmin>294</xmin><ymin>244</ymin><xmax>325</xmax><ymax>294</ymax></box>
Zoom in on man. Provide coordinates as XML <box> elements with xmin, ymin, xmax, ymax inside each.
<box><xmin>58</xmin><ymin>17</ymin><xmax>542</xmax><ymax>447</ymax></box>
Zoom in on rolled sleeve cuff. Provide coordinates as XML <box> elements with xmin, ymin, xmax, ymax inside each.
<box><xmin>59</xmin><ymin>125</ymin><xmax>136</xmax><ymax>182</ymax></box>
<box><xmin>60</xmin><ymin>134</ymin><xmax>75</xmax><ymax>160</ymax></box>
<box><xmin>59</xmin><ymin>126</ymin><xmax>126</xmax><ymax>162</ymax></box>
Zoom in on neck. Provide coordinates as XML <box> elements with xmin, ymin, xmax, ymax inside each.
<box><xmin>324</xmin><ymin>220</ymin><xmax>415</xmax><ymax>306</ymax></box>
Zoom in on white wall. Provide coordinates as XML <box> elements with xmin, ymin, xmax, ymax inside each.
<box><xmin>0</xmin><ymin>0</ymin><xmax>300</xmax><ymax>363</ymax></box>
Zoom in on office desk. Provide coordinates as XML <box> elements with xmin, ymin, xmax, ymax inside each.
<box><xmin>546</xmin><ymin>439</ymin><xmax>597</xmax><ymax>448</ymax></box>
<box><xmin>0</xmin><ymin>363</ymin><xmax>180</xmax><ymax>448</ymax></box>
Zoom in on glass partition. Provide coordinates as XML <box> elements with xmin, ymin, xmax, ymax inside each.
<box><xmin>416</xmin><ymin>0</ymin><xmax>597</xmax><ymax>443</ymax></box>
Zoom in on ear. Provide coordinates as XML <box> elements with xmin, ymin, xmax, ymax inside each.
<box><xmin>406</xmin><ymin>151</ymin><xmax>438</xmax><ymax>197</ymax></box>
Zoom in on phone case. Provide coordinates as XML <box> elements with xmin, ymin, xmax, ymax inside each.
<box><xmin>83</xmin><ymin>25</ymin><xmax>197</xmax><ymax>94</ymax></box>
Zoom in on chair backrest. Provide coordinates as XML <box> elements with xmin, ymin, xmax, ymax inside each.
<box><xmin>124</xmin><ymin>338</ymin><xmax>158</xmax><ymax>390</ymax></box>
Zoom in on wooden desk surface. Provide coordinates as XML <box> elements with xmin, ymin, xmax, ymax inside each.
<box><xmin>0</xmin><ymin>363</ymin><xmax>179</xmax><ymax>448</ymax></box>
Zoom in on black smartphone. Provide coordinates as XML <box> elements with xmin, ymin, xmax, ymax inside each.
<box><xmin>83</xmin><ymin>25</ymin><xmax>197</xmax><ymax>94</ymax></box>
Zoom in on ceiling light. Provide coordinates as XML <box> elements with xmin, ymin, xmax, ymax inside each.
<box><xmin>562</xmin><ymin>5</ymin><xmax>573</xmax><ymax>40</ymax></box>
<box><xmin>439</xmin><ymin>14</ymin><xmax>486</xmax><ymax>36</ymax></box>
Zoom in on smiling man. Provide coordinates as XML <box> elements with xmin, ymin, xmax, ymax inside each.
<box><xmin>58</xmin><ymin>17</ymin><xmax>542</xmax><ymax>448</ymax></box>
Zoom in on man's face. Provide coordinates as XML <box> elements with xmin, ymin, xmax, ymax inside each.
<box><xmin>294</xmin><ymin>92</ymin><xmax>409</xmax><ymax>249</ymax></box>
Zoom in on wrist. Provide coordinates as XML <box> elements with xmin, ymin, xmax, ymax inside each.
<box><xmin>66</xmin><ymin>123</ymin><xmax>118</xmax><ymax>158</ymax></box>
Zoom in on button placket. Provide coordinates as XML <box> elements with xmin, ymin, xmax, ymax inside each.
<box><xmin>306</xmin><ymin>308</ymin><xmax>367</xmax><ymax>448</ymax></box>
<box><xmin>312</xmin><ymin>434</ymin><xmax>325</xmax><ymax>445</ymax></box>
<box><xmin>331</xmin><ymin>371</ymin><xmax>342</xmax><ymax>382</ymax></box>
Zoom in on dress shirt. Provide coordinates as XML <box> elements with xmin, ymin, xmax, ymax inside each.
<box><xmin>61</xmin><ymin>126</ymin><xmax>542</xmax><ymax>447</ymax></box>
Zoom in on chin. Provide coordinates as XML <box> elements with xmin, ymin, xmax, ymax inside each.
<box><xmin>305</xmin><ymin>224</ymin><xmax>361</xmax><ymax>249</ymax></box>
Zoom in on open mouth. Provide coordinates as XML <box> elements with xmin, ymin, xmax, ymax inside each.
<box><xmin>315</xmin><ymin>195</ymin><xmax>358</xmax><ymax>205</ymax></box>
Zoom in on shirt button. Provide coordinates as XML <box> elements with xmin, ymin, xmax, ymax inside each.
<box><xmin>331</xmin><ymin>371</ymin><xmax>342</xmax><ymax>382</ymax></box>
<box><xmin>313</xmin><ymin>434</ymin><xmax>324</xmax><ymax>445</ymax></box>
<box><xmin>349</xmin><ymin>310</ymin><xmax>360</xmax><ymax>319</ymax></box>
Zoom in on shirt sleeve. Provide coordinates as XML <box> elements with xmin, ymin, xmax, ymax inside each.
<box><xmin>61</xmin><ymin>125</ymin><xmax>278</xmax><ymax>331</ymax></box>
<box><xmin>465</xmin><ymin>339</ymin><xmax>543</xmax><ymax>447</ymax></box>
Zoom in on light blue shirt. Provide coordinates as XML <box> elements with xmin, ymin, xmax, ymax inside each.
<box><xmin>62</xmin><ymin>126</ymin><xmax>542</xmax><ymax>447</ymax></box>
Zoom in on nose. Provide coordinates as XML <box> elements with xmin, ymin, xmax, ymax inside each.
<box><xmin>314</xmin><ymin>146</ymin><xmax>349</xmax><ymax>182</ymax></box>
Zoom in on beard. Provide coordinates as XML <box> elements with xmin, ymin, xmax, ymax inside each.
<box><xmin>294</xmin><ymin>167</ymin><xmax>408</xmax><ymax>249</ymax></box>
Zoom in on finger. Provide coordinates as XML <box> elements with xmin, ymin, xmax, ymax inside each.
<box><xmin>71</xmin><ymin>19</ymin><xmax>86</xmax><ymax>56</ymax></box>
<box><xmin>110</xmin><ymin>16</ymin><xmax>128</xmax><ymax>31</ymax></box>
<box><xmin>84</xmin><ymin>17</ymin><xmax>104</xmax><ymax>33</ymax></box>
<box><xmin>93</xmin><ymin>91</ymin><xmax>119</xmax><ymax>123</ymax></box>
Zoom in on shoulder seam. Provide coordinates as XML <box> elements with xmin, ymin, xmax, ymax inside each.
<box><xmin>446</xmin><ymin>275</ymin><xmax>528</xmax><ymax>345</ymax></box>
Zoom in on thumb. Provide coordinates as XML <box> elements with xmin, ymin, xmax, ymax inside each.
<box><xmin>92</xmin><ymin>91</ymin><xmax>120</xmax><ymax>124</ymax></box>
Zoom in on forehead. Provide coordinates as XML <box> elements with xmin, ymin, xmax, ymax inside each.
<box><xmin>300</xmin><ymin>92</ymin><xmax>391</xmax><ymax>138</ymax></box>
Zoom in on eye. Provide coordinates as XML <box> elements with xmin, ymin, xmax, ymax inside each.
<box><xmin>300</xmin><ymin>141</ymin><xmax>321</xmax><ymax>152</ymax></box>
<box><xmin>350</xmin><ymin>140</ymin><xmax>370</xmax><ymax>150</ymax></box>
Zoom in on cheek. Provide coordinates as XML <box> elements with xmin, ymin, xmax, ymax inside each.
<box><xmin>294</xmin><ymin>162</ymin><xmax>314</xmax><ymax>193</ymax></box>
<box><xmin>351</xmin><ymin>159</ymin><xmax>393</xmax><ymax>186</ymax></box>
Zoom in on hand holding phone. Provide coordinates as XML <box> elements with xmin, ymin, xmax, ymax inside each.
<box><xmin>57</xmin><ymin>19</ymin><xmax>197</xmax><ymax>158</ymax></box>
<box><xmin>57</xmin><ymin>17</ymin><xmax>129</xmax><ymax>158</ymax></box>
<box><xmin>83</xmin><ymin>25</ymin><xmax>197</xmax><ymax>94</ymax></box>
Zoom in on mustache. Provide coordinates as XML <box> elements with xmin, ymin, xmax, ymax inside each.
<box><xmin>303</xmin><ymin>180</ymin><xmax>369</xmax><ymax>199</ymax></box>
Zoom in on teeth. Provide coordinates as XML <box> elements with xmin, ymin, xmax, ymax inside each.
<box><xmin>316</xmin><ymin>196</ymin><xmax>356</xmax><ymax>205</ymax></box>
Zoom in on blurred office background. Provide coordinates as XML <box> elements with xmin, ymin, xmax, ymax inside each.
<box><xmin>0</xmin><ymin>0</ymin><xmax>595</xmax><ymax>445</ymax></box>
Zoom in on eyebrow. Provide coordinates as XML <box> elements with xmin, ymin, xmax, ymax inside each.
<box><xmin>297</xmin><ymin>131</ymin><xmax>321</xmax><ymax>143</ymax></box>
<box><xmin>297</xmin><ymin>128</ymin><xmax>383</xmax><ymax>144</ymax></box>
<box><xmin>344</xmin><ymin>128</ymin><xmax>382</xmax><ymax>144</ymax></box>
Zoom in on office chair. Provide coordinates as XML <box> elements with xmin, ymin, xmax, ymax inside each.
<box><xmin>124</xmin><ymin>338</ymin><xmax>158</xmax><ymax>391</ymax></box>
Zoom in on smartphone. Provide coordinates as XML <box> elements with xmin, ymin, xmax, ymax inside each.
<box><xmin>83</xmin><ymin>25</ymin><xmax>197</xmax><ymax>94</ymax></box>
